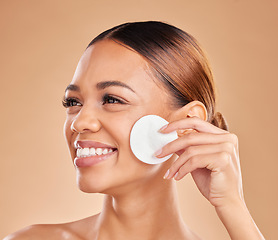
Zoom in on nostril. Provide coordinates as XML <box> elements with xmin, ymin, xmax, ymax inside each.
<box><xmin>70</xmin><ymin>109</ymin><xmax>102</xmax><ymax>133</ymax></box>
<box><xmin>71</xmin><ymin>120</ymin><xmax>92</xmax><ymax>134</ymax></box>
<box><xmin>70</xmin><ymin>121</ymin><xmax>78</xmax><ymax>133</ymax></box>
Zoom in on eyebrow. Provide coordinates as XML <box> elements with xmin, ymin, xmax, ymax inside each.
<box><xmin>65</xmin><ymin>81</ymin><xmax>135</xmax><ymax>93</ymax></box>
<box><xmin>65</xmin><ymin>84</ymin><xmax>80</xmax><ymax>92</ymax></box>
<box><xmin>96</xmin><ymin>81</ymin><xmax>135</xmax><ymax>93</ymax></box>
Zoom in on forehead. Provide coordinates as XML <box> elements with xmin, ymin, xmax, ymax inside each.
<box><xmin>71</xmin><ymin>39</ymin><xmax>153</xmax><ymax>87</ymax></box>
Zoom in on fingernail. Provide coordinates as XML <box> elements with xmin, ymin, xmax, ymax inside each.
<box><xmin>154</xmin><ymin>148</ymin><xmax>162</xmax><ymax>157</ymax></box>
<box><xmin>159</xmin><ymin>124</ymin><xmax>168</xmax><ymax>132</ymax></box>
<box><xmin>174</xmin><ymin>172</ymin><xmax>179</xmax><ymax>180</ymax></box>
<box><xmin>163</xmin><ymin>169</ymin><xmax>170</xmax><ymax>179</ymax></box>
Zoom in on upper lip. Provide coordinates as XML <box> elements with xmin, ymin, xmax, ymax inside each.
<box><xmin>74</xmin><ymin>140</ymin><xmax>117</xmax><ymax>149</ymax></box>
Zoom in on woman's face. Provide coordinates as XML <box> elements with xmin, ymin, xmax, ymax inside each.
<box><xmin>64</xmin><ymin>40</ymin><xmax>175</xmax><ymax>194</ymax></box>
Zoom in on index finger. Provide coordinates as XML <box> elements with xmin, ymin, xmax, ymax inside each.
<box><xmin>160</xmin><ymin>116</ymin><xmax>228</xmax><ymax>134</ymax></box>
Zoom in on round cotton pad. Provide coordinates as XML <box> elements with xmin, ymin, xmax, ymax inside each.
<box><xmin>130</xmin><ymin>115</ymin><xmax>178</xmax><ymax>164</ymax></box>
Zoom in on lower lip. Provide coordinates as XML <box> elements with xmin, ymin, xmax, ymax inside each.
<box><xmin>74</xmin><ymin>150</ymin><xmax>117</xmax><ymax>168</ymax></box>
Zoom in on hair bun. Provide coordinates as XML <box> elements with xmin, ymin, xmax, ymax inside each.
<box><xmin>211</xmin><ymin>112</ymin><xmax>228</xmax><ymax>131</ymax></box>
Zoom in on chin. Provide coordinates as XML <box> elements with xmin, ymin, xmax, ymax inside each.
<box><xmin>75</xmin><ymin>171</ymin><xmax>126</xmax><ymax>194</ymax></box>
<box><xmin>74</xmin><ymin>154</ymin><xmax>167</xmax><ymax>195</ymax></box>
<box><xmin>76</xmin><ymin>173</ymin><xmax>110</xmax><ymax>193</ymax></box>
<box><xmin>75</xmin><ymin>169</ymin><xmax>149</xmax><ymax>196</ymax></box>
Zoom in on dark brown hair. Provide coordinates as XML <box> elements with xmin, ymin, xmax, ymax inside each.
<box><xmin>87</xmin><ymin>21</ymin><xmax>228</xmax><ymax>130</ymax></box>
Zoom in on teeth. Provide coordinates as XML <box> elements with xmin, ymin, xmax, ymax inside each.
<box><xmin>76</xmin><ymin>147</ymin><xmax>113</xmax><ymax>158</ymax></box>
<box><xmin>82</xmin><ymin>148</ymin><xmax>89</xmax><ymax>156</ymax></box>
<box><xmin>77</xmin><ymin>148</ymin><xmax>82</xmax><ymax>157</ymax></box>
<box><xmin>96</xmin><ymin>148</ymin><xmax>103</xmax><ymax>155</ymax></box>
<box><xmin>89</xmin><ymin>148</ymin><xmax>96</xmax><ymax>156</ymax></box>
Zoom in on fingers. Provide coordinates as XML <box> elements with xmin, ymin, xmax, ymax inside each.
<box><xmin>175</xmin><ymin>152</ymin><xmax>232</xmax><ymax>180</ymax></box>
<box><xmin>156</xmin><ymin>132</ymin><xmax>238</xmax><ymax>158</ymax></box>
<box><xmin>160</xmin><ymin>116</ymin><xmax>228</xmax><ymax>135</ymax></box>
<box><xmin>164</xmin><ymin>143</ymin><xmax>236</xmax><ymax>180</ymax></box>
<box><xmin>158</xmin><ymin>116</ymin><xmax>240</xmax><ymax>189</ymax></box>
<box><xmin>166</xmin><ymin>143</ymin><xmax>234</xmax><ymax>177</ymax></box>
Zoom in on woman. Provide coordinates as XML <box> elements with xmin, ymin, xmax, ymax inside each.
<box><xmin>6</xmin><ymin>21</ymin><xmax>265</xmax><ymax>239</ymax></box>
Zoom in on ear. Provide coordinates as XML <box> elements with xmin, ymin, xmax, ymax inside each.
<box><xmin>169</xmin><ymin>100</ymin><xmax>208</xmax><ymax>122</ymax></box>
<box><xmin>169</xmin><ymin>101</ymin><xmax>207</xmax><ymax>137</ymax></box>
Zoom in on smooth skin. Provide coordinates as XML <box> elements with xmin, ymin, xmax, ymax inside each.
<box><xmin>5</xmin><ymin>40</ymin><xmax>265</xmax><ymax>240</ymax></box>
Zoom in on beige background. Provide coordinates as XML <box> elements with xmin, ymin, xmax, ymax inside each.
<box><xmin>0</xmin><ymin>0</ymin><xmax>277</xmax><ymax>239</ymax></box>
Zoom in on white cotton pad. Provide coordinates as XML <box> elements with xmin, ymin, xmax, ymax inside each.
<box><xmin>130</xmin><ymin>115</ymin><xmax>178</xmax><ymax>164</ymax></box>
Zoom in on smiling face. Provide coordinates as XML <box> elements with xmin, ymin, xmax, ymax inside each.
<box><xmin>63</xmin><ymin>40</ymin><xmax>176</xmax><ymax>194</ymax></box>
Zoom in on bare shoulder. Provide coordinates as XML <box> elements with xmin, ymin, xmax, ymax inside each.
<box><xmin>3</xmin><ymin>224</ymin><xmax>82</xmax><ymax>240</ymax></box>
<box><xmin>3</xmin><ymin>214</ymin><xmax>99</xmax><ymax>240</ymax></box>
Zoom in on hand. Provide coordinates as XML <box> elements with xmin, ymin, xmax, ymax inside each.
<box><xmin>156</xmin><ymin>116</ymin><xmax>244</xmax><ymax>208</ymax></box>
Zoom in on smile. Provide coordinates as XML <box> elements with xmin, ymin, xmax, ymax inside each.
<box><xmin>77</xmin><ymin>147</ymin><xmax>114</xmax><ymax>158</ymax></box>
<box><xmin>74</xmin><ymin>140</ymin><xmax>118</xmax><ymax>167</ymax></box>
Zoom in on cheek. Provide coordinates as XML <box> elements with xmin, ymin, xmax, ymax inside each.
<box><xmin>102</xmin><ymin>113</ymin><xmax>139</xmax><ymax>165</ymax></box>
<box><xmin>103</xmin><ymin>114</ymin><xmax>158</xmax><ymax>177</ymax></box>
<box><xmin>105</xmin><ymin>116</ymin><xmax>133</xmax><ymax>150</ymax></box>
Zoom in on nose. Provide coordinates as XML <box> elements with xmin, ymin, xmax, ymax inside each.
<box><xmin>70</xmin><ymin>107</ymin><xmax>102</xmax><ymax>134</ymax></box>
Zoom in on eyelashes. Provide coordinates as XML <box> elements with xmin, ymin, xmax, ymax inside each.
<box><xmin>102</xmin><ymin>93</ymin><xmax>125</xmax><ymax>105</ymax></box>
<box><xmin>62</xmin><ymin>94</ymin><xmax>126</xmax><ymax>108</ymax></box>
<box><xmin>62</xmin><ymin>97</ymin><xmax>81</xmax><ymax>108</ymax></box>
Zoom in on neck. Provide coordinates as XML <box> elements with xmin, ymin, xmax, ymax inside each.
<box><xmin>95</xmin><ymin>178</ymin><xmax>189</xmax><ymax>240</ymax></box>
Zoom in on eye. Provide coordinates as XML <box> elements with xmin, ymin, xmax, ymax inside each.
<box><xmin>102</xmin><ymin>94</ymin><xmax>125</xmax><ymax>105</ymax></box>
<box><xmin>62</xmin><ymin>97</ymin><xmax>82</xmax><ymax>108</ymax></box>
